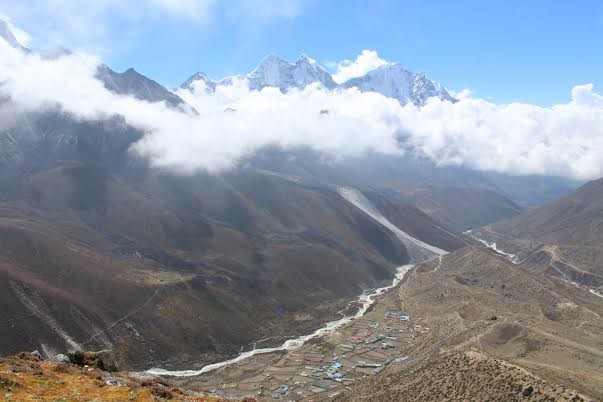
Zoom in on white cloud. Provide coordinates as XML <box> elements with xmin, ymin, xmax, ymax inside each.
<box><xmin>0</xmin><ymin>0</ymin><xmax>217</xmax><ymax>50</ymax></box>
<box><xmin>395</xmin><ymin>88</ymin><xmax>603</xmax><ymax>180</ymax></box>
<box><xmin>1</xmin><ymin>42</ymin><xmax>603</xmax><ymax>181</ymax></box>
<box><xmin>571</xmin><ymin>83</ymin><xmax>603</xmax><ymax>106</ymax></box>
<box><xmin>330</xmin><ymin>50</ymin><xmax>390</xmax><ymax>84</ymax></box>
<box><xmin>0</xmin><ymin>0</ymin><xmax>306</xmax><ymax>51</ymax></box>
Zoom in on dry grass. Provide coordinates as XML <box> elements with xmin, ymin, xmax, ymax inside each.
<box><xmin>336</xmin><ymin>246</ymin><xmax>602</xmax><ymax>401</ymax></box>
<box><xmin>0</xmin><ymin>353</ymin><xmax>233</xmax><ymax>402</ymax></box>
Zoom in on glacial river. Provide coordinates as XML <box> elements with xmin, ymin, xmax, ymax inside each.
<box><xmin>145</xmin><ymin>185</ymin><xmax>445</xmax><ymax>377</ymax></box>
<box><xmin>145</xmin><ymin>264</ymin><xmax>414</xmax><ymax>377</ymax></box>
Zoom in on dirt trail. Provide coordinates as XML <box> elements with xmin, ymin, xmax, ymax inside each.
<box><xmin>82</xmin><ymin>290</ymin><xmax>160</xmax><ymax>346</ymax></box>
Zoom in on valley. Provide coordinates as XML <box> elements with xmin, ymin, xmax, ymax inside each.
<box><xmin>161</xmin><ymin>243</ymin><xmax>601</xmax><ymax>401</ymax></box>
<box><xmin>472</xmin><ymin>177</ymin><xmax>603</xmax><ymax>297</ymax></box>
<box><xmin>1</xmin><ymin>15</ymin><xmax>602</xmax><ymax>402</ymax></box>
<box><xmin>164</xmin><ymin>289</ymin><xmax>420</xmax><ymax>401</ymax></box>
<box><xmin>140</xmin><ymin>175</ymin><xmax>449</xmax><ymax>398</ymax></box>
<box><xmin>139</xmin><ymin>177</ymin><xmax>603</xmax><ymax>401</ymax></box>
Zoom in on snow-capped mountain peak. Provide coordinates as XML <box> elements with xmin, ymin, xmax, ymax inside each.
<box><xmin>296</xmin><ymin>54</ymin><xmax>317</xmax><ymax>64</ymax></box>
<box><xmin>181</xmin><ymin>71</ymin><xmax>216</xmax><ymax>92</ymax></box>
<box><xmin>290</xmin><ymin>54</ymin><xmax>337</xmax><ymax>90</ymax></box>
<box><xmin>180</xmin><ymin>53</ymin><xmax>455</xmax><ymax>105</ymax></box>
<box><xmin>247</xmin><ymin>54</ymin><xmax>294</xmax><ymax>90</ymax></box>
<box><xmin>246</xmin><ymin>53</ymin><xmax>336</xmax><ymax>91</ymax></box>
<box><xmin>341</xmin><ymin>63</ymin><xmax>455</xmax><ymax>105</ymax></box>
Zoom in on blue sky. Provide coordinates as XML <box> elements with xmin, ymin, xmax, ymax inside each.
<box><xmin>2</xmin><ymin>0</ymin><xmax>603</xmax><ymax>105</ymax></box>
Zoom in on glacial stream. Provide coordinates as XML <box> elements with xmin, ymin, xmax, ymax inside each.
<box><xmin>145</xmin><ymin>264</ymin><xmax>413</xmax><ymax>377</ymax></box>
<box><xmin>145</xmin><ymin>185</ymin><xmax>445</xmax><ymax>377</ymax></box>
<box><xmin>463</xmin><ymin>229</ymin><xmax>518</xmax><ymax>263</ymax></box>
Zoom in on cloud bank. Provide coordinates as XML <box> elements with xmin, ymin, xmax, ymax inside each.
<box><xmin>1</xmin><ymin>41</ymin><xmax>602</xmax><ymax>181</ymax></box>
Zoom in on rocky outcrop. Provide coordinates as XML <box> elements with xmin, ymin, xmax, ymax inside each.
<box><xmin>67</xmin><ymin>350</ymin><xmax>118</xmax><ymax>372</ymax></box>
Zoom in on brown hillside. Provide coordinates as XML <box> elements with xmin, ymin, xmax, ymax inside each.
<box><xmin>340</xmin><ymin>246</ymin><xmax>603</xmax><ymax>401</ymax></box>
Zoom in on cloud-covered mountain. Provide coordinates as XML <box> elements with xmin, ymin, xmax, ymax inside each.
<box><xmin>341</xmin><ymin>63</ymin><xmax>455</xmax><ymax>105</ymax></box>
<box><xmin>0</xmin><ymin>20</ymin><xmax>188</xmax><ymax>112</ymax></box>
<box><xmin>2</xmin><ymin>20</ymin><xmax>600</xmax><ymax>183</ymax></box>
<box><xmin>182</xmin><ymin>53</ymin><xmax>454</xmax><ymax>106</ymax></box>
<box><xmin>183</xmin><ymin>54</ymin><xmax>337</xmax><ymax>93</ymax></box>
<box><xmin>0</xmin><ymin>19</ymin><xmax>28</xmax><ymax>52</ymax></box>
<box><xmin>96</xmin><ymin>64</ymin><xmax>190</xmax><ymax>110</ymax></box>
<box><xmin>181</xmin><ymin>71</ymin><xmax>216</xmax><ymax>92</ymax></box>
<box><xmin>245</xmin><ymin>54</ymin><xmax>338</xmax><ymax>91</ymax></box>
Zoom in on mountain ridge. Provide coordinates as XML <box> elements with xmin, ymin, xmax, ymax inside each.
<box><xmin>473</xmin><ymin>176</ymin><xmax>603</xmax><ymax>294</ymax></box>
<box><xmin>181</xmin><ymin>53</ymin><xmax>455</xmax><ymax>106</ymax></box>
<box><xmin>338</xmin><ymin>245</ymin><xmax>603</xmax><ymax>401</ymax></box>
<box><xmin>341</xmin><ymin>62</ymin><xmax>455</xmax><ymax>105</ymax></box>
<box><xmin>0</xmin><ymin>19</ymin><xmax>29</xmax><ymax>52</ymax></box>
<box><xmin>95</xmin><ymin>64</ymin><xmax>193</xmax><ymax>111</ymax></box>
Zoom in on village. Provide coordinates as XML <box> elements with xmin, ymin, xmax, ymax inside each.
<box><xmin>192</xmin><ymin>307</ymin><xmax>433</xmax><ymax>401</ymax></box>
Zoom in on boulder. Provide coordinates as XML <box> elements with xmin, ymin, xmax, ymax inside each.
<box><xmin>30</xmin><ymin>350</ymin><xmax>43</xmax><ymax>360</ymax></box>
<box><xmin>54</xmin><ymin>354</ymin><xmax>70</xmax><ymax>364</ymax></box>
<box><xmin>522</xmin><ymin>385</ymin><xmax>534</xmax><ymax>397</ymax></box>
<box><xmin>67</xmin><ymin>350</ymin><xmax>118</xmax><ymax>372</ymax></box>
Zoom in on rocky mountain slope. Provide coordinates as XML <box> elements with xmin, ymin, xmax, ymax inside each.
<box><xmin>340</xmin><ymin>246</ymin><xmax>602</xmax><ymax>401</ymax></box>
<box><xmin>248</xmin><ymin>150</ymin><xmax>529</xmax><ymax>230</ymax></box>
<box><xmin>343</xmin><ymin>349</ymin><xmax>591</xmax><ymax>402</ymax></box>
<box><xmin>96</xmin><ymin>64</ymin><xmax>189</xmax><ymax>109</ymax></box>
<box><xmin>390</xmin><ymin>184</ymin><xmax>523</xmax><ymax>232</ymax></box>
<box><xmin>474</xmin><ymin>177</ymin><xmax>603</xmax><ymax>294</ymax></box>
<box><xmin>484</xmin><ymin>177</ymin><xmax>603</xmax><ymax>246</ymax></box>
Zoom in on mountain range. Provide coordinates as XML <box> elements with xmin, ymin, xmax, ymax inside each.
<box><xmin>181</xmin><ymin>53</ymin><xmax>455</xmax><ymax>106</ymax></box>
<box><xmin>96</xmin><ymin>64</ymin><xmax>189</xmax><ymax>110</ymax></box>
<box><xmin>0</xmin><ymin>18</ymin><xmax>598</xmax><ymax>383</ymax></box>
<box><xmin>0</xmin><ymin>21</ymin><xmax>470</xmax><ymax>370</ymax></box>
<box><xmin>0</xmin><ymin>19</ymin><xmax>602</xmax><ymax>401</ymax></box>
<box><xmin>2</xmin><ymin>21</ymin><xmax>453</xmax><ymax>111</ymax></box>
